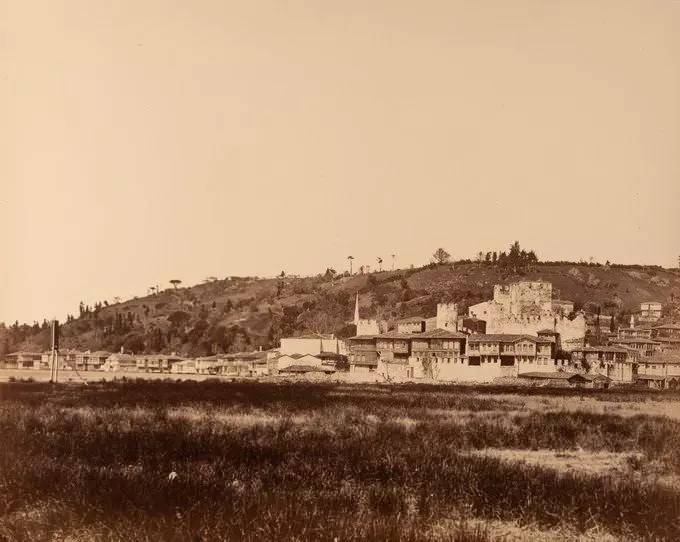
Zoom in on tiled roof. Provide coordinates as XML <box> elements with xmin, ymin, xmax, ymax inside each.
<box><xmin>612</xmin><ymin>338</ymin><xmax>660</xmax><ymax>344</ymax></box>
<box><xmin>350</xmin><ymin>358</ymin><xmax>379</xmax><ymax>367</ymax></box>
<box><xmin>397</xmin><ymin>316</ymin><xmax>426</xmax><ymax>324</ymax></box>
<box><xmin>467</xmin><ymin>334</ymin><xmax>552</xmax><ymax>344</ymax></box>
<box><xmin>280</xmin><ymin>365</ymin><xmax>334</xmax><ymax>373</ymax></box>
<box><xmin>413</xmin><ymin>329</ymin><xmax>468</xmax><ymax>339</ymax></box>
<box><xmin>636</xmin><ymin>374</ymin><xmax>666</xmax><ymax>381</ymax></box>
<box><xmin>653</xmin><ymin>324</ymin><xmax>680</xmax><ymax>330</ymax></box>
<box><xmin>572</xmin><ymin>346</ymin><xmax>630</xmax><ymax>354</ymax></box>
<box><xmin>352</xmin><ymin>329</ymin><xmax>467</xmax><ymax>341</ymax></box>
<box><xmin>518</xmin><ymin>372</ymin><xmax>572</xmax><ymax>380</ymax></box>
<box><xmin>318</xmin><ymin>352</ymin><xmax>347</xmax><ymax>360</ymax></box>
<box><xmin>569</xmin><ymin>373</ymin><xmax>611</xmax><ymax>382</ymax></box>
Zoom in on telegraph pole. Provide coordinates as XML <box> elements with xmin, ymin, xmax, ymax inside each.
<box><xmin>50</xmin><ymin>320</ymin><xmax>60</xmax><ymax>384</ymax></box>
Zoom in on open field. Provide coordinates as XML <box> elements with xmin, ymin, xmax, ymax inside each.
<box><xmin>1</xmin><ymin>382</ymin><xmax>680</xmax><ymax>541</ymax></box>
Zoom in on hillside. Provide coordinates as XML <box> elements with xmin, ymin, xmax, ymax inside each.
<box><xmin>3</xmin><ymin>263</ymin><xmax>680</xmax><ymax>357</ymax></box>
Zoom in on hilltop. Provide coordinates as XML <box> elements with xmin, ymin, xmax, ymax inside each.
<box><xmin>3</xmin><ymin>262</ymin><xmax>680</xmax><ymax>357</ymax></box>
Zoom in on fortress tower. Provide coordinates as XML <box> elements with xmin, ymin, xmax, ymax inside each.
<box><xmin>436</xmin><ymin>303</ymin><xmax>459</xmax><ymax>330</ymax></box>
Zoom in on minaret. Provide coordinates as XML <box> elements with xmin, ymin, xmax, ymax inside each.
<box><xmin>354</xmin><ymin>293</ymin><xmax>360</xmax><ymax>326</ymax></box>
<box><xmin>630</xmin><ymin>314</ymin><xmax>635</xmax><ymax>329</ymax></box>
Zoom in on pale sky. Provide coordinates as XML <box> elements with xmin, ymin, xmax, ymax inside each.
<box><xmin>2</xmin><ymin>0</ymin><xmax>680</xmax><ymax>324</ymax></box>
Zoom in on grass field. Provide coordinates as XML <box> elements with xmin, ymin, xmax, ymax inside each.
<box><xmin>1</xmin><ymin>381</ymin><xmax>680</xmax><ymax>541</ymax></box>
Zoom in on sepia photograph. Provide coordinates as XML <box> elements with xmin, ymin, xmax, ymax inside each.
<box><xmin>2</xmin><ymin>1</ymin><xmax>680</xmax><ymax>540</ymax></box>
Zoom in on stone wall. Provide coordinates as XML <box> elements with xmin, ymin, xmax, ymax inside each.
<box><xmin>357</xmin><ymin>319</ymin><xmax>385</xmax><ymax>336</ymax></box>
<box><xmin>436</xmin><ymin>303</ymin><xmax>459</xmax><ymax>330</ymax></box>
<box><xmin>483</xmin><ymin>313</ymin><xmax>586</xmax><ymax>351</ymax></box>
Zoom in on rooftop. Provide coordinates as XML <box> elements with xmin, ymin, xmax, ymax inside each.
<box><xmin>573</xmin><ymin>346</ymin><xmax>630</xmax><ymax>354</ymax></box>
<box><xmin>396</xmin><ymin>316</ymin><xmax>427</xmax><ymax>324</ymax></box>
<box><xmin>653</xmin><ymin>323</ymin><xmax>680</xmax><ymax>330</ymax></box>
<box><xmin>279</xmin><ymin>365</ymin><xmax>334</xmax><ymax>373</ymax></box>
<box><xmin>350</xmin><ymin>329</ymin><xmax>468</xmax><ymax>341</ymax></box>
<box><xmin>467</xmin><ymin>334</ymin><xmax>552</xmax><ymax>344</ymax></box>
<box><xmin>611</xmin><ymin>338</ymin><xmax>660</xmax><ymax>344</ymax></box>
<box><xmin>518</xmin><ymin>372</ymin><xmax>572</xmax><ymax>380</ymax></box>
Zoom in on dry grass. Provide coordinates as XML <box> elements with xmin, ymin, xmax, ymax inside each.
<box><xmin>1</xmin><ymin>381</ymin><xmax>680</xmax><ymax>541</ymax></box>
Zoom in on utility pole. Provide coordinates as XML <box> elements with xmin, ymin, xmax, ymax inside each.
<box><xmin>50</xmin><ymin>319</ymin><xmax>60</xmax><ymax>383</ymax></box>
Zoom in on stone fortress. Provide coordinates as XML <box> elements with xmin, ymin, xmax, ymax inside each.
<box><xmin>353</xmin><ymin>280</ymin><xmax>585</xmax><ymax>351</ymax></box>
<box><xmin>468</xmin><ymin>281</ymin><xmax>586</xmax><ymax>350</ymax></box>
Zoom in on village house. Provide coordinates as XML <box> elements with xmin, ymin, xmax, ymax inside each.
<box><xmin>40</xmin><ymin>351</ymin><xmax>69</xmax><ymax>370</ymax></box>
<box><xmin>651</xmin><ymin>323</ymin><xmax>680</xmax><ymax>351</ymax></box>
<box><xmin>272</xmin><ymin>353</ymin><xmax>325</xmax><ymax>373</ymax></box>
<box><xmin>279</xmin><ymin>334</ymin><xmax>345</xmax><ymax>356</ymax></box>
<box><xmin>194</xmin><ymin>356</ymin><xmax>223</xmax><ymax>374</ymax></box>
<box><xmin>609</xmin><ymin>337</ymin><xmax>661</xmax><ymax>358</ymax></box>
<box><xmin>218</xmin><ymin>351</ymin><xmax>269</xmax><ymax>377</ymax></box>
<box><xmin>136</xmin><ymin>353</ymin><xmax>184</xmax><ymax>373</ymax></box>
<box><xmin>171</xmin><ymin>359</ymin><xmax>197</xmax><ymax>374</ymax></box>
<box><xmin>518</xmin><ymin>371</ymin><xmax>610</xmax><ymax>388</ymax></box>
<box><xmin>75</xmin><ymin>351</ymin><xmax>111</xmax><ymax>371</ymax></box>
<box><xmin>634</xmin><ymin>352</ymin><xmax>680</xmax><ymax>388</ymax></box>
<box><xmin>4</xmin><ymin>351</ymin><xmax>44</xmax><ymax>369</ymax></box>
<box><xmin>638</xmin><ymin>301</ymin><xmax>663</xmax><ymax>322</ymax></box>
<box><xmin>346</xmin><ymin>330</ymin><xmax>555</xmax><ymax>382</ymax></box>
<box><xmin>102</xmin><ymin>353</ymin><xmax>138</xmax><ymax>372</ymax></box>
<box><xmin>569</xmin><ymin>346</ymin><xmax>635</xmax><ymax>383</ymax></box>
<box><xmin>395</xmin><ymin>317</ymin><xmax>427</xmax><ymax>334</ymax></box>
<box><xmin>468</xmin><ymin>334</ymin><xmax>554</xmax><ymax>379</ymax></box>
<box><xmin>617</xmin><ymin>317</ymin><xmax>653</xmax><ymax>340</ymax></box>
<box><xmin>346</xmin><ymin>335</ymin><xmax>380</xmax><ymax>374</ymax></box>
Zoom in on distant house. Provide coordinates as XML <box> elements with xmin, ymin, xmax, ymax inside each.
<box><xmin>567</xmin><ymin>372</ymin><xmax>611</xmax><ymax>389</ymax></box>
<box><xmin>136</xmin><ymin>354</ymin><xmax>183</xmax><ymax>373</ymax></box>
<box><xmin>638</xmin><ymin>302</ymin><xmax>663</xmax><ymax>322</ymax></box>
<box><xmin>635</xmin><ymin>353</ymin><xmax>680</xmax><ymax>388</ymax></box>
<box><xmin>317</xmin><ymin>351</ymin><xmax>347</xmax><ymax>369</ymax></box>
<box><xmin>102</xmin><ymin>353</ymin><xmax>138</xmax><ymax>372</ymax></box>
<box><xmin>171</xmin><ymin>359</ymin><xmax>197</xmax><ymax>374</ymax></box>
<box><xmin>618</xmin><ymin>325</ymin><xmax>653</xmax><ymax>340</ymax></box>
<box><xmin>518</xmin><ymin>371</ymin><xmax>610</xmax><ymax>388</ymax></box>
<box><xmin>635</xmin><ymin>374</ymin><xmax>667</xmax><ymax>389</ymax></box>
<box><xmin>218</xmin><ymin>351</ymin><xmax>269</xmax><ymax>377</ymax></box>
<box><xmin>274</xmin><ymin>353</ymin><xmax>323</xmax><ymax>372</ymax></box>
<box><xmin>279</xmin><ymin>334</ymin><xmax>344</xmax><ymax>356</ymax></box>
<box><xmin>651</xmin><ymin>323</ymin><xmax>680</xmax><ymax>351</ymax></box>
<box><xmin>278</xmin><ymin>364</ymin><xmax>335</xmax><ymax>375</ymax></box>
<box><xmin>609</xmin><ymin>337</ymin><xmax>661</xmax><ymax>358</ymax></box>
<box><xmin>570</xmin><ymin>346</ymin><xmax>635</xmax><ymax>382</ymax></box>
<box><xmin>457</xmin><ymin>317</ymin><xmax>486</xmax><ymax>335</ymax></box>
<box><xmin>78</xmin><ymin>351</ymin><xmax>111</xmax><ymax>371</ymax></box>
<box><xmin>4</xmin><ymin>352</ymin><xmax>43</xmax><ymax>370</ymax></box>
<box><xmin>395</xmin><ymin>317</ymin><xmax>427</xmax><ymax>334</ymax></box>
<box><xmin>346</xmin><ymin>336</ymin><xmax>380</xmax><ymax>374</ymax></box>
<box><xmin>518</xmin><ymin>371</ymin><xmax>573</xmax><ymax>386</ymax></box>
<box><xmin>194</xmin><ymin>356</ymin><xmax>223</xmax><ymax>374</ymax></box>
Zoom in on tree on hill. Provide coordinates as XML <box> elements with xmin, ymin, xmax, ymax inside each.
<box><xmin>432</xmin><ymin>248</ymin><xmax>451</xmax><ymax>265</ymax></box>
<box><xmin>170</xmin><ymin>279</ymin><xmax>182</xmax><ymax>289</ymax></box>
<box><xmin>167</xmin><ymin>310</ymin><xmax>191</xmax><ymax>328</ymax></box>
<box><xmin>377</xmin><ymin>257</ymin><xmax>383</xmax><ymax>271</ymax></box>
